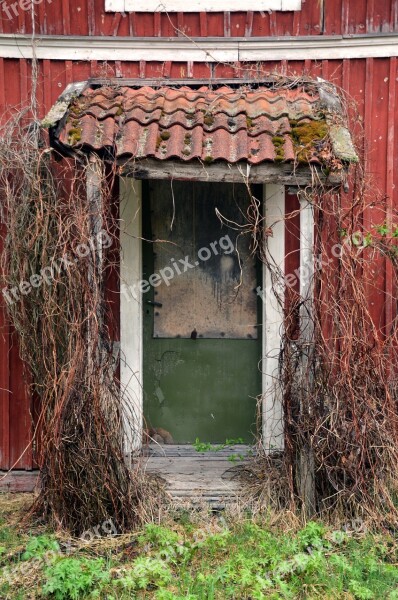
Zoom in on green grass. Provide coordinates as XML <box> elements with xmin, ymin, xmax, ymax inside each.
<box><xmin>1</xmin><ymin>496</ymin><xmax>398</xmax><ymax>599</ymax></box>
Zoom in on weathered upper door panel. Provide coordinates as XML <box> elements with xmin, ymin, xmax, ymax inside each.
<box><xmin>150</xmin><ymin>180</ymin><xmax>258</xmax><ymax>340</ymax></box>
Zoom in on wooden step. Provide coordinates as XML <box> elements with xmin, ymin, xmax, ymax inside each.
<box><xmin>143</xmin><ymin>444</ymin><xmax>252</xmax><ymax>505</ymax></box>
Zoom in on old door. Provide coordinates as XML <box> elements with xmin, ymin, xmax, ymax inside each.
<box><xmin>142</xmin><ymin>180</ymin><xmax>262</xmax><ymax>444</ymax></box>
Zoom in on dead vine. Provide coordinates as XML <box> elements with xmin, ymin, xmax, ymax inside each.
<box><xmin>241</xmin><ymin>85</ymin><xmax>398</xmax><ymax>526</ymax></box>
<box><xmin>0</xmin><ymin>111</ymin><xmax>163</xmax><ymax>535</ymax></box>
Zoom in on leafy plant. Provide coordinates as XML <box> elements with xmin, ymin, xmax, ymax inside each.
<box><xmin>193</xmin><ymin>437</ymin><xmax>245</xmax><ymax>453</ymax></box>
<box><xmin>115</xmin><ymin>556</ymin><xmax>172</xmax><ymax>591</ymax></box>
<box><xmin>42</xmin><ymin>557</ymin><xmax>110</xmax><ymax>599</ymax></box>
<box><xmin>139</xmin><ymin>524</ymin><xmax>179</xmax><ymax>549</ymax></box>
<box><xmin>297</xmin><ymin>521</ymin><xmax>326</xmax><ymax>550</ymax></box>
<box><xmin>376</xmin><ymin>223</ymin><xmax>389</xmax><ymax>237</ymax></box>
<box><xmin>192</xmin><ymin>438</ymin><xmax>215</xmax><ymax>452</ymax></box>
<box><xmin>21</xmin><ymin>535</ymin><xmax>60</xmax><ymax>560</ymax></box>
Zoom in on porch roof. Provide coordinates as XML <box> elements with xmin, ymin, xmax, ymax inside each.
<box><xmin>43</xmin><ymin>78</ymin><xmax>358</xmax><ymax>180</ymax></box>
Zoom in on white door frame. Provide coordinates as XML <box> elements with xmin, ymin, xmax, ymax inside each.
<box><xmin>262</xmin><ymin>184</ymin><xmax>285</xmax><ymax>451</ymax></box>
<box><xmin>119</xmin><ymin>178</ymin><xmax>294</xmax><ymax>455</ymax></box>
<box><xmin>120</xmin><ymin>178</ymin><xmax>143</xmax><ymax>457</ymax></box>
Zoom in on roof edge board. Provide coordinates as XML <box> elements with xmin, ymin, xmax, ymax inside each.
<box><xmin>120</xmin><ymin>158</ymin><xmax>341</xmax><ymax>186</ymax></box>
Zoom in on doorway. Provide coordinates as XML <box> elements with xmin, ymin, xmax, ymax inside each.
<box><xmin>141</xmin><ymin>180</ymin><xmax>262</xmax><ymax>444</ymax></box>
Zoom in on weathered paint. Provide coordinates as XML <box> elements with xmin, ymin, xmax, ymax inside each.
<box><xmin>150</xmin><ymin>181</ymin><xmax>258</xmax><ymax>340</ymax></box>
<box><xmin>109</xmin><ymin>0</ymin><xmax>302</xmax><ymax>12</ymax></box>
<box><xmin>0</xmin><ymin>0</ymin><xmax>397</xmax><ymax>469</ymax></box>
<box><xmin>1</xmin><ymin>0</ymin><xmax>398</xmax><ymax>37</ymax></box>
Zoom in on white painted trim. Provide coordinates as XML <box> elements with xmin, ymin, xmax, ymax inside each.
<box><xmin>105</xmin><ymin>0</ymin><xmax>123</xmax><ymax>10</ymax></box>
<box><xmin>0</xmin><ymin>34</ymin><xmax>397</xmax><ymax>62</ymax></box>
<box><xmin>120</xmin><ymin>177</ymin><xmax>143</xmax><ymax>456</ymax></box>
<box><xmin>120</xmin><ymin>0</ymin><xmax>301</xmax><ymax>13</ymax></box>
<box><xmin>262</xmin><ymin>184</ymin><xmax>285</xmax><ymax>451</ymax></box>
<box><xmin>119</xmin><ymin>178</ymin><xmax>286</xmax><ymax>451</ymax></box>
<box><xmin>299</xmin><ymin>196</ymin><xmax>314</xmax><ymax>342</ymax></box>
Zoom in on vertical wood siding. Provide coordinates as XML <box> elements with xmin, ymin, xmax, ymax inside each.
<box><xmin>1</xmin><ymin>0</ymin><xmax>398</xmax><ymax>37</ymax></box>
<box><xmin>0</xmin><ymin>0</ymin><xmax>397</xmax><ymax>469</ymax></box>
<box><xmin>0</xmin><ymin>55</ymin><xmax>396</xmax><ymax>468</ymax></box>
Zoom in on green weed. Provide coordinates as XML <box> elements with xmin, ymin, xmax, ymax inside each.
<box><xmin>42</xmin><ymin>556</ymin><xmax>110</xmax><ymax>599</ymax></box>
<box><xmin>192</xmin><ymin>437</ymin><xmax>244</xmax><ymax>452</ymax></box>
<box><xmin>1</xmin><ymin>504</ymin><xmax>398</xmax><ymax>599</ymax></box>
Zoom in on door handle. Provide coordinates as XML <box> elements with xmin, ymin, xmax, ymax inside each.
<box><xmin>147</xmin><ymin>300</ymin><xmax>163</xmax><ymax>308</ymax></box>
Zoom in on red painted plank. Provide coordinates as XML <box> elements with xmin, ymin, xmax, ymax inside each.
<box><xmin>366</xmin><ymin>0</ymin><xmax>375</xmax><ymax>32</ymax></box>
<box><xmin>38</xmin><ymin>0</ymin><xmax>47</xmax><ymax>35</ymax></box>
<box><xmin>19</xmin><ymin>59</ymin><xmax>28</xmax><ymax>109</ymax></box>
<box><xmin>117</xmin><ymin>61</ymin><xmax>140</xmax><ymax>78</ymax></box>
<box><xmin>43</xmin><ymin>0</ymin><xmax>64</xmax><ymax>35</ymax></box>
<box><xmin>385</xmin><ymin>57</ymin><xmax>396</xmax><ymax>334</ymax></box>
<box><xmin>160</xmin><ymin>12</ymin><xmax>176</xmax><ymax>36</ymax></box>
<box><xmin>48</xmin><ymin>61</ymin><xmax>67</xmax><ymax>106</ymax></box>
<box><xmin>62</xmin><ymin>0</ymin><xmax>71</xmax><ymax>35</ymax></box>
<box><xmin>284</xmin><ymin>191</ymin><xmax>300</xmax><ymax>342</ymax></box>
<box><xmin>284</xmin><ymin>191</ymin><xmax>300</xmax><ymax>296</ymax></box>
<box><xmin>292</xmin><ymin>8</ymin><xmax>301</xmax><ymax>35</ymax></box>
<box><xmin>341</xmin><ymin>0</ymin><xmax>349</xmax><ymax>34</ymax></box>
<box><xmin>367</xmin><ymin>0</ymin><xmax>390</xmax><ymax>33</ymax></box>
<box><xmin>87</xmin><ymin>0</ymin><xmax>95</xmax><ymax>36</ymax></box>
<box><xmin>106</xmin><ymin>12</ymin><xmax>121</xmax><ymax>37</ymax></box>
<box><xmin>129</xmin><ymin>12</ymin><xmax>137</xmax><ymax>37</ymax></box>
<box><xmin>8</xmin><ymin>334</ymin><xmax>32</xmax><ymax>469</ymax></box>
<box><xmin>207</xmin><ymin>13</ymin><xmax>224</xmax><ymax>36</ymax></box>
<box><xmin>17</xmin><ymin>0</ymin><xmax>25</xmax><ymax>34</ymax></box>
<box><xmin>9</xmin><ymin>2</ymin><xmax>397</xmax><ymax>37</ymax></box>
<box><xmin>349</xmin><ymin>0</ymin><xmax>366</xmax><ymax>34</ymax></box>
<box><xmin>0</xmin><ymin>58</ymin><xmax>5</xmax><ymax>121</ymax></box>
<box><xmin>71</xmin><ymin>61</ymin><xmax>91</xmax><ymax>84</ymax></box>
<box><xmin>177</xmin><ymin>12</ymin><xmax>184</xmax><ymax>36</ymax></box>
<box><xmin>230</xmin><ymin>11</ymin><xmax>244</xmax><ymax>37</ymax></box>
<box><xmin>4</xmin><ymin>60</ymin><xmax>20</xmax><ymax>116</ymax></box>
<box><xmin>104</xmin><ymin>173</ymin><xmax>120</xmax><ymax>347</ymax></box>
<box><xmin>363</xmin><ymin>57</ymin><xmax>385</xmax><ymax>332</ymax></box>
<box><xmin>199</xmin><ymin>12</ymin><xmax>208</xmax><ymax>36</ymax></box>
<box><xmin>182</xmin><ymin>13</ymin><xmax>199</xmax><ymax>36</ymax></box>
<box><xmin>392</xmin><ymin>0</ymin><xmax>398</xmax><ymax>31</ymax></box>
<box><xmin>192</xmin><ymin>62</ymin><xmax>211</xmax><ymax>78</ymax></box>
<box><xmin>297</xmin><ymin>0</ymin><xmax>322</xmax><ymax>36</ymax></box>
<box><xmin>136</xmin><ymin>13</ymin><xmax>154</xmax><ymax>36</ymax></box>
<box><xmin>269</xmin><ymin>10</ymin><xmax>277</xmax><ymax>36</ymax></box>
<box><xmin>154</xmin><ymin>12</ymin><xmax>161</xmax><ymax>37</ymax></box>
<box><xmin>223</xmin><ymin>11</ymin><xmax>231</xmax><ymax>37</ymax></box>
<box><xmin>244</xmin><ymin>11</ymin><xmax>254</xmax><ymax>37</ymax></box>
<box><xmin>273</xmin><ymin>10</ymin><xmax>294</xmax><ymax>36</ymax></box>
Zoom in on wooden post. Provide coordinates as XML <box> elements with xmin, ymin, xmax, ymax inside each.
<box><xmin>298</xmin><ymin>195</ymin><xmax>316</xmax><ymax>516</ymax></box>
<box><xmin>262</xmin><ymin>184</ymin><xmax>285</xmax><ymax>452</ymax></box>
<box><xmin>120</xmin><ymin>178</ymin><xmax>143</xmax><ymax>460</ymax></box>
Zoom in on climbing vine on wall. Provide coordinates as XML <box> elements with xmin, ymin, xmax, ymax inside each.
<box><xmin>241</xmin><ymin>86</ymin><xmax>398</xmax><ymax>525</ymax></box>
<box><xmin>0</xmin><ymin>112</ymin><xmax>161</xmax><ymax>534</ymax></box>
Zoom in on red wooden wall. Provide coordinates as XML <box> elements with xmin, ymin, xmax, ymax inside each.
<box><xmin>0</xmin><ymin>0</ymin><xmax>397</xmax><ymax>470</ymax></box>
<box><xmin>1</xmin><ymin>0</ymin><xmax>397</xmax><ymax>36</ymax></box>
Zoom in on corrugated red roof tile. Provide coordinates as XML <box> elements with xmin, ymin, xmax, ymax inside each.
<box><xmin>55</xmin><ymin>84</ymin><xmax>357</xmax><ymax>166</ymax></box>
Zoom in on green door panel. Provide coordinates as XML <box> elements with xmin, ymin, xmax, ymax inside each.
<box><xmin>142</xmin><ymin>180</ymin><xmax>262</xmax><ymax>444</ymax></box>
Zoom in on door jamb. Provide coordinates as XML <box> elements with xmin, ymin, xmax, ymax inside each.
<box><xmin>120</xmin><ymin>178</ymin><xmax>288</xmax><ymax>455</ymax></box>
<box><xmin>120</xmin><ymin>178</ymin><xmax>143</xmax><ymax>458</ymax></box>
